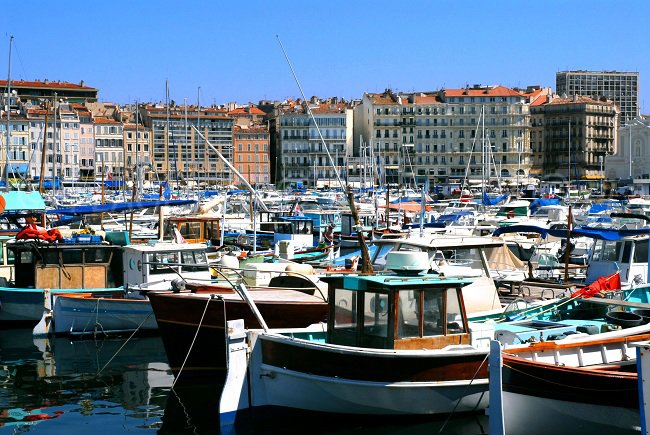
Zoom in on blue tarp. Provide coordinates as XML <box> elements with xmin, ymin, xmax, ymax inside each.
<box><xmin>588</xmin><ymin>203</ymin><xmax>614</xmax><ymax>214</ymax></box>
<box><xmin>588</xmin><ymin>200</ymin><xmax>624</xmax><ymax>215</ymax></box>
<box><xmin>493</xmin><ymin>224</ymin><xmax>650</xmax><ymax>241</ymax></box>
<box><xmin>437</xmin><ymin>211</ymin><xmax>474</xmax><ymax>222</ymax></box>
<box><xmin>47</xmin><ymin>199</ymin><xmax>196</xmax><ymax>216</ymax></box>
<box><xmin>31</xmin><ymin>176</ymin><xmax>62</xmax><ymax>189</ymax></box>
<box><xmin>529</xmin><ymin>197</ymin><xmax>561</xmax><ymax>214</ymax></box>
<box><xmin>103</xmin><ymin>180</ymin><xmax>126</xmax><ymax>189</ymax></box>
<box><xmin>482</xmin><ymin>192</ymin><xmax>509</xmax><ymax>206</ymax></box>
<box><xmin>6</xmin><ymin>163</ymin><xmax>29</xmax><ymax>174</ymax></box>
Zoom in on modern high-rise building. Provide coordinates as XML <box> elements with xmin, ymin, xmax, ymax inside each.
<box><xmin>556</xmin><ymin>70</ymin><xmax>639</xmax><ymax>125</ymax></box>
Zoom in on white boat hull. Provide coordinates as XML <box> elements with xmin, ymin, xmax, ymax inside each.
<box><xmin>253</xmin><ymin>364</ymin><xmax>488</xmax><ymax>415</ymax></box>
<box><xmin>500</xmin><ymin>391</ymin><xmax>640</xmax><ymax>435</ymax></box>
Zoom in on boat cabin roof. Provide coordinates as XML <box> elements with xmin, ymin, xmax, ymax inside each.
<box><xmin>122</xmin><ymin>242</ymin><xmax>207</xmax><ymax>253</ymax></box>
<box><xmin>167</xmin><ymin>216</ymin><xmax>221</xmax><ymax>223</ymax></box>
<box><xmin>332</xmin><ymin>274</ymin><xmax>469</xmax><ymax>291</ymax></box>
<box><xmin>372</xmin><ymin>235</ymin><xmax>504</xmax><ymax>250</ymax></box>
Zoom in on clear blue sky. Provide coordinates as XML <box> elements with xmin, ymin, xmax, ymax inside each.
<box><xmin>1</xmin><ymin>0</ymin><xmax>648</xmax><ymax>112</ymax></box>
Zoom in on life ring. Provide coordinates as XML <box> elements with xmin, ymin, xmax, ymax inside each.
<box><xmin>506</xmin><ymin>210</ymin><xmax>515</xmax><ymax>219</ymax></box>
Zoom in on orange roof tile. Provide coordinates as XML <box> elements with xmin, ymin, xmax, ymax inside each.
<box><xmin>93</xmin><ymin>117</ymin><xmax>121</xmax><ymax>124</ymax></box>
<box><xmin>530</xmin><ymin>95</ymin><xmax>549</xmax><ymax>107</ymax></box>
<box><xmin>413</xmin><ymin>95</ymin><xmax>441</xmax><ymax>104</ymax></box>
<box><xmin>228</xmin><ymin>106</ymin><xmax>265</xmax><ymax>116</ymax></box>
<box><xmin>443</xmin><ymin>85</ymin><xmax>523</xmax><ymax>97</ymax></box>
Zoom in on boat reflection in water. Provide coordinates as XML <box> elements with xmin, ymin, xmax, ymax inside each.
<box><xmin>0</xmin><ymin>329</ymin><xmax>488</xmax><ymax>434</ymax></box>
<box><xmin>0</xmin><ymin>329</ymin><xmax>174</xmax><ymax>432</ymax></box>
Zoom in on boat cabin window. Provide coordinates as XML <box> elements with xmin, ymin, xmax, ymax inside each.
<box><xmin>260</xmin><ymin>222</ymin><xmax>293</xmax><ymax>233</ymax></box>
<box><xmin>179</xmin><ymin>222</ymin><xmax>201</xmax><ymax>239</ymax></box>
<box><xmin>592</xmin><ymin>240</ymin><xmax>621</xmax><ymax>262</ymax></box>
<box><xmin>363</xmin><ymin>292</ymin><xmax>389</xmax><ymax>338</ymax></box>
<box><xmin>397</xmin><ymin>288</ymin><xmax>465</xmax><ymax>339</ymax></box>
<box><xmin>622</xmin><ymin>241</ymin><xmax>632</xmax><ymax>263</ymax></box>
<box><xmin>439</xmin><ymin>248</ymin><xmax>485</xmax><ymax>270</ymax></box>
<box><xmin>0</xmin><ymin>238</ymin><xmax>13</xmax><ymax>265</ymax></box>
<box><xmin>85</xmin><ymin>248</ymin><xmax>112</xmax><ymax>263</ymax></box>
<box><xmin>446</xmin><ymin>288</ymin><xmax>466</xmax><ymax>334</ymax></box>
<box><xmin>149</xmin><ymin>252</ymin><xmax>179</xmax><ymax>274</ymax></box>
<box><xmin>332</xmin><ymin>288</ymin><xmax>358</xmax><ymax>345</ymax></box>
<box><xmin>423</xmin><ymin>291</ymin><xmax>444</xmax><ymax>335</ymax></box>
<box><xmin>634</xmin><ymin>240</ymin><xmax>648</xmax><ymax>263</ymax></box>
<box><xmin>180</xmin><ymin>250</ymin><xmax>209</xmax><ymax>272</ymax></box>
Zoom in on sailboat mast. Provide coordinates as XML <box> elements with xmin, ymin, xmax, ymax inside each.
<box><xmin>4</xmin><ymin>36</ymin><xmax>13</xmax><ymax>188</ymax></box>
<box><xmin>481</xmin><ymin>106</ymin><xmax>486</xmax><ymax>206</ymax></box>
<box><xmin>38</xmin><ymin>108</ymin><xmax>48</xmax><ymax>193</ymax></box>
<box><xmin>566</xmin><ymin>119</ymin><xmax>571</xmax><ymax>194</ymax></box>
<box><xmin>53</xmin><ymin>92</ymin><xmax>58</xmax><ymax>196</ymax></box>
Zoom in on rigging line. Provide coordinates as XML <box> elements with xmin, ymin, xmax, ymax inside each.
<box><xmin>460</xmin><ymin>107</ymin><xmax>484</xmax><ymax>207</ymax></box>
<box><xmin>276</xmin><ymin>35</ymin><xmax>345</xmax><ymax>192</ymax></box>
<box><xmin>11</xmin><ymin>40</ymin><xmax>29</xmax><ymax>81</ymax></box>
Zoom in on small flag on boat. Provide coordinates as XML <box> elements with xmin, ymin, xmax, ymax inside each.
<box><xmin>571</xmin><ymin>271</ymin><xmax>621</xmax><ymax>299</ymax></box>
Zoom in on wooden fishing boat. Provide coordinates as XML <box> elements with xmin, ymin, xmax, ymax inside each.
<box><xmin>0</xmin><ymin>239</ymin><xmax>124</xmax><ymax>328</ymax></box>
<box><xmin>218</xmin><ymin>252</ymin><xmax>495</xmax><ymax>426</ymax></box>
<box><xmin>146</xmin><ymin>279</ymin><xmax>329</xmax><ymax>381</ymax></box>
<box><xmin>489</xmin><ymin>340</ymin><xmax>641</xmax><ymax>435</ymax></box>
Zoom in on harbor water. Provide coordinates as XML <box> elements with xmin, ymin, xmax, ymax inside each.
<box><xmin>0</xmin><ymin>329</ymin><xmax>488</xmax><ymax>434</ymax></box>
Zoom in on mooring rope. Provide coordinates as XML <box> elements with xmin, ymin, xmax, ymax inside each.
<box><xmin>171</xmin><ymin>294</ymin><xmax>215</xmax><ymax>389</ymax></box>
<box><xmin>438</xmin><ymin>352</ymin><xmax>489</xmax><ymax>434</ymax></box>
<box><xmin>96</xmin><ymin>310</ymin><xmax>154</xmax><ymax>376</ymax></box>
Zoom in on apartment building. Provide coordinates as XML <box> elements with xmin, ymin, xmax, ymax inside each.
<box><xmin>0</xmin><ymin>114</ymin><xmax>30</xmax><ymax>183</ymax></box>
<box><xmin>232</xmin><ymin>125</ymin><xmax>270</xmax><ymax>185</ymax></box>
<box><xmin>73</xmin><ymin>104</ymin><xmax>95</xmax><ymax>182</ymax></box>
<box><xmin>123</xmin><ymin>122</ymin><xmax>152</xmax><ymax>181</ymax></box>
<box><xmin>0</xmin><ymin>79</ymin><xmax>98</xmax><ymax>105</ymax></box>
<box><xmin>556</xmin><ymin>70</ymin><xmax>638</xmax><ymax>125</ymax></box>
<box><xmin>58</xmin><ymin>104</ymin><xmax>81</xmax><ymax>180</ymax></box>
<box><xmin>356</xmin><ymin>86</ymin><xmax>533</xmax><ymax>188</ymax></box>
<box><xmin>140</xmin><ymin>105</ymin><xmax>233</xmax><ymax>185</ymax></box>
<box><xmin>530</xmin><ymin>95</ymin><xmax>618</xmax><ymax>185</ymax></box>
<box><xmin>93</xmin><ymin>117</ymin><xmax>124</xmax><ymax>180</ymax></box>
<box><xmin>275</xmin><ymin>98</ymin><xmax>353</xmax><ymax>188</ymax></box>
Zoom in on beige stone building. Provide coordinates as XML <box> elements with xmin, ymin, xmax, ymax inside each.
<box><xmin>355</xmin><ymin>85</ymin><xmax>540</xmax><ymax>188</ymax></box>
<box><xmin>530</xmin><ymin>95</ymin><xmax>618</xmax><ymax>188</ymax></box>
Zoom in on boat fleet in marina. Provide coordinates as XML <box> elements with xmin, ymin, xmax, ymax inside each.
<box><xmin>5</xmin><ymin>184</ymin><xmax>650</xmax><ymax>432</ymax></box>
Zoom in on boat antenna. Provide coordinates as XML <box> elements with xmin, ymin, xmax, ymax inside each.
<box><xmin>276</xmin><ymin>35</ymin><xmax>373</xmax><ymax>274</ymax></box>
<box><xmin>276</xmin><ymin>35</ymin><xmax>345</xmax><ymax>192</ymax></box>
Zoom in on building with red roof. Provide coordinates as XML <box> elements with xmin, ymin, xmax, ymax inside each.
<box><xmin>0</xmin><ymin>79</ymin><xmax>98</xmax><ymax>105</ymax></box>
